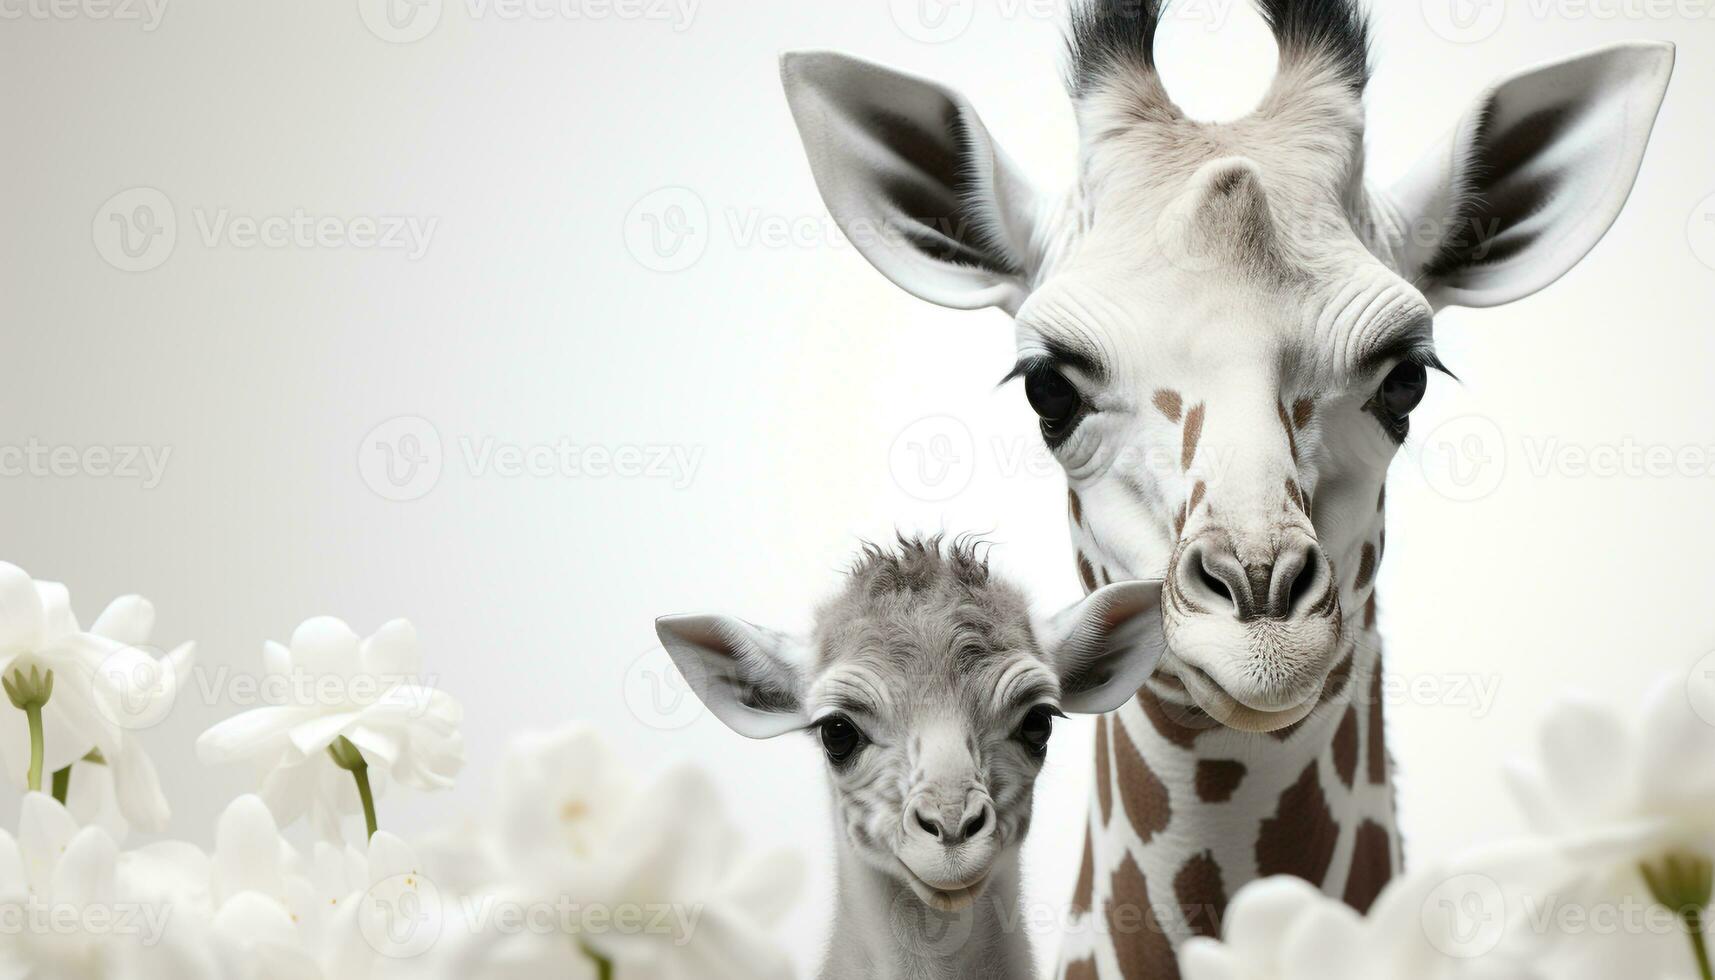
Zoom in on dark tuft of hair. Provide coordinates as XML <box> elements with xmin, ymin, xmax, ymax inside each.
<box><xmin>1254</xmin><ymin>0</ymin><xmax>1372</xmax><ymax>93</ymax></box>
<box><xmin>851</xmin><ymin>533</ymin><xmax>993</xmax><ymax>599</ymax></box>
<box><xmin>1065</xmin><ymin>0</ymin><xmax>1166</xmax><ymax>97</ymax></box>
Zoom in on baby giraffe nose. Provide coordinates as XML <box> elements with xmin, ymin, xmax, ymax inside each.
<box><xmin>1181</xmin><ymin>535</ymin><xmax>1325</xmax><ymax>622</ymax></box>
<box><xmin>909</xmin><ymin>797</ymin><xmax>995</xmax><ymax>847</ymax></box>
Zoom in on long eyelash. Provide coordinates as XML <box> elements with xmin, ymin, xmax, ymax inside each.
<box><xmin>998</xmin><ymin>356</ymin><xmax>1055</xmax><ymax>388</ymax></box>
<box><xmin>1406</xmin><ymin>347</ymin><xmax>1458</xmax><ymax>381</ymax></box>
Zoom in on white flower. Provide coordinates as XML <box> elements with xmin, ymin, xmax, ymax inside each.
<box><xmin>0</xmin><ymin>793</ymin><xmax>219</xmax><ymax>979</ymax></box>
<box><xmin>1494</xmin><ymin>675</ymin><xmax>1715</xmax><ymax>979</ymax></box>
<box><xmin>423</xmin><ymin>725</ymin><xmax>803</xmax><ymax>980</ymax></box>
<box><xmin>1178</xmin><ymin>871</ymin><xmax>1534</xmax><ymax>980</ymax></box>
<box><xmin>195</xmin><ymin>617</ymin><xmax>463</xmax><ymax>840</ymax></box>
<box><xmin>0</xmin><ymin>565</ymin><xmax>191</xmax><ymax>834</ymax></box>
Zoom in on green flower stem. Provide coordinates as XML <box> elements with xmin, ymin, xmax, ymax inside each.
<box><xmin>328</xmin><ymin>735</ymin><xmax>379</xmax><ymax>839</ymax></box>
<box><xmin>581</xmin><ymin>944</ymin><xmax>613</xmax><ymax>980</ymax></box>
<box><xmin>50</xmin><ymin>765</ymin><xmax>71</xmax><ymax>805</ymax></box>
<box><xmin>1641</xmin><ymin>854</ymin><xmax>1715</xmax><ymax>980</ymax></box>
<box><xmin>23</xmin><ymin>703</ymin><xmax>44</xmax><ymax>794</ymax></box>
<box><xmin>4</xmin><ymin>666</ymin><xmax>54</xmax><ymax>794</ymax></box>
<box><xmin>1690</xmin><ymin>921</ymin><xmax>1713</xmax><ymax>980</ymax></box>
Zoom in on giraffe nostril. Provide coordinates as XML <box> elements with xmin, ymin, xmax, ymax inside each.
<box><xmin>1199</xmin><ymin>563</ymin><xmax>1232</xmax><ymax>605</ymax></box>
<box><xmin>961</xmin><ymin>809</ymin><xmax>987</xmax><ymax>841</ymax></box>
<box><xmin>916</xmin><ymin>812</ymin><xmax>942</xmax><ymax>840</ymax></box>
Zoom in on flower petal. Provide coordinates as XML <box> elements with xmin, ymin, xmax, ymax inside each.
<box><xmin>289</xmin><ymin>616</ymin><xmax>361</xmax><ymax>679</ymax></box>
<box><xmin>197</xmin><ymin>705</ymin><xmax>317</xmax><ymax>765</ymax></box>
<box><xmin>49</xmin><ymin>825</ymin><xmax>118</xmax><ymax>907</ymax></box>
<box><xmin>0</xmin><ymin>564</ymin><xmax>45</xmax><ymax>655</ymax></box>
<box><xmin>90</xmin><ymin>595</ymin><xmax>155</xmax><ymax>646</ymax></box>
<box><xmin>1535</xmin><ymin>695</ymin><xmax>1630</xmax><ymax>825</ymax></box>
<box><xmin>360</xmin><ymin>619</ymin><xmax>420</xmax><ymax>678</ymax></box>
<box><xmin>214</xmin><ymin>795</ymin><xmax>286</xmax><ymax>902</ymax></box>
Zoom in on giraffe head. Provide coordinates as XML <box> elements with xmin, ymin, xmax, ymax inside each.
<box><xmin>779</xmin><ymin>1</ymin><xmax>1672</xmax><ymax>733</ymax></box>
<box><xmin>655</xmin><ymin>536</ymin><xmax>1162</xmax><ymax>911</ymax></box>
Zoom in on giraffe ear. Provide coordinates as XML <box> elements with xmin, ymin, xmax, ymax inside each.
<box><xmin>1389</xmin><ymin>41</ymin><xmax>1673</xmax><ymax>310</ymax></box>
<box><xmin>779</xmin><ymin>50</ymin><xmax>1045</xmax><ymax>315</ymax></box>
<box><xmin>654</xmin><ymin>615</ymin><xmax>812</xmax><ymax>739</ymax></box>
<box><xmin>1038</xmin><ymin>580</ymin><xmax>1167</xmax><ymax>715</ymax></box>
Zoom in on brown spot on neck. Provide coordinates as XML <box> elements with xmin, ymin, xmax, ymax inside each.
<box><xmin>1343</xmin><ymin>821</ymin><xmax>1395</xmax><ymax>913</ymax></box>
<box><xmin>1071</xmin><ymin>830</ymin><xmax>1096</xmax><ymax>917</ymax></box>
<box><xmin>1112</xmin><ymin>719</ymin><xmax>1173</xmax><ymax>845</ymax></box>
<box><xmin>1069</xmin><ymin>488</ymin><xmax>1083</xmax><ymax>527</ymax></box>
<box><xmin>1173</xmin><ymin>851</ymin><xmax>1228</xmax><ymax>940</ymax></box>
<box><xmin>1153</xmin><ymin>389</ymin><xmax>1183</xmax><ymax>423</ymax></box>
<box><xmin>1135</xmin><ymin>687</ymin><xmax>1212</xmax><ymax>750</ymax></box>
<box><xmin>1064</xmin><ymin>958</ymin><xmax>1098</xmax><ymax>980</ymax></box>
<box><xmin>1181</xmin><ymin>403</ymin><xmax>1206</xmax><ymax>472</ymax></box>
<box><xmin>1367</xmin><ymin>665</ymin><xmax>1388</xmax><ymax>786</ymax></box>
<box><xmin>1256</xmin><ymin>760</ymin><xmax>1340</xmax><ymax>885</ymax></box>
<box><xmin>1194</xmin><ymin>759</ymin><xmax>1246</xmax><ymax>803</ymax></box>
<box><xmin>1107</xmin><ymin>854</ymin><xmax>1177</xmax><ymax>980</ymax></box>
<box><xmin>1094</xmin><ymin>716</ymin><xmax>1114</xmax><ymax>827</ymax></box>
<box><xmin>1332</xmin><ymin>707</ymin><xmax>1359</xmax><ymax>788</ymax></box>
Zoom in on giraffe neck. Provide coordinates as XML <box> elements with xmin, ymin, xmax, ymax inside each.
<box><xmin>1060</xmin><ymin>508</ymin><xmax>1398</xmax><ymax>980</ymax></box>
<box><xmin>820</xmin><ymin>839</ymin><xmax>1034</xmax><ymax>980</ymax></box>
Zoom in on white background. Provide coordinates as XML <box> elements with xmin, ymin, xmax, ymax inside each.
<box><xmin>4</xmin><ymin>0</ymin><xmax>1715</xmax><ymax>975</ymax></box>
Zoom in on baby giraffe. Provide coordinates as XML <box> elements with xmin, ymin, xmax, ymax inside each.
<box><xmin>656</xmin><ymin>536</ymin><xmax>1163</xmax><ymax>980</ymax></box>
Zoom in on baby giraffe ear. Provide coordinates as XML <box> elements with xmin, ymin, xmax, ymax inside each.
<box><xmin>1037</xmin><ymin>581</ymin><xmax>1167</xmax><ymax>715</ymax></box>
<box><xmin>654</xmin><ymin>615</ymin><xmax>812</xmax><ymax>739</ymax></box>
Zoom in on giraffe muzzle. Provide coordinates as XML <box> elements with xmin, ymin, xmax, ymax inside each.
<box><xmin>1160</xmin><ymin>528</ymin><xmax>1344</xmax><ymax>729</ymax></box>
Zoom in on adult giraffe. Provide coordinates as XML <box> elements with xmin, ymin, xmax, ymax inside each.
<box><xmin>778</xmin><ymin>1</ymin><xmax>1673</xmax><ymax>976</ymax></box>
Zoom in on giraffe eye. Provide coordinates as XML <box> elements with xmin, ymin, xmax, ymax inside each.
<box><xmin>1017</xmin><ymin>704</ymin><xmax>1062</xmax><ymax>757</ymax></box>
<box><xmin>1378</xmin><ymin>360</ymin><xmax>1427</xmax><ymax>419</ymax></box>
<box><xmin>1024</xmin><ymin>368</ymin><xmax>1082</xmax><ymax>440</ymax></box>
<box><xmin>818</xmin><ymin>716</ymin><xmax>864</xmax><ymax>766</ymax></box>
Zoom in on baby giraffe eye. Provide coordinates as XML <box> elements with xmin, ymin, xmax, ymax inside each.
<box><xmin>1024</xmin><ymin>368</ymin><xmax>1083</xmax><ymax>442</ymax></box>
<box><xmin>818</xmin><ymin>716</ymin><xmax>864</xmax><ymax>766</ymax></box>
<box><xmin>1018</xmin><ymin>705</ymin><xmax>1063</xmax><ymax>757</ymax></box>
<box><xmin>1378</xmin><ymin>360</ymin><xmax>1428</xmax><ymax>419</ymax></box>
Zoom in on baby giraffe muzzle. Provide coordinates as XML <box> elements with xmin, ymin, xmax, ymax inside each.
<box><xmin>655</xmin><ymin>537</ymin><xmax>1164</xmax><ymax>980</ymax></box>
